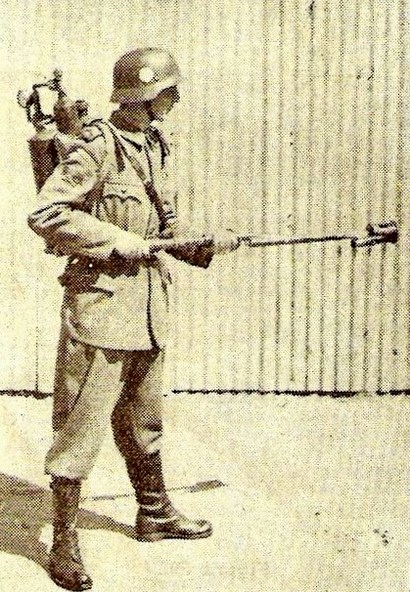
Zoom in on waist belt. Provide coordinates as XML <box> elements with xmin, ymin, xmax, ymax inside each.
<box><xmin>59</xmin><ymin>254</ymin><xmax>157</xmax><ymax>289</ymax></box>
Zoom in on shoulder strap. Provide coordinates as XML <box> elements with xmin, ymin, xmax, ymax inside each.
<box><xmin>89</xmin><ymin>120</ymin><xmax>123</xmax><ymax>180</ymax></box>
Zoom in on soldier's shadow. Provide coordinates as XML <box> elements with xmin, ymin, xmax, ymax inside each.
<box><xmin>0</xmin><ymin>473</ymin><xmax>134</xmax><ymax>573</ymax></box>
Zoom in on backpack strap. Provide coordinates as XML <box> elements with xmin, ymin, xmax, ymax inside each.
<box><xmin>90</xmin><ymin>120</ymin><xmax>125</xmax><ymax>180</ymax></box>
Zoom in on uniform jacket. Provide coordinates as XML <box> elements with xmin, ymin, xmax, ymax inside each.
<box><xmin>28</xmin><ymin>120</ymin><xmax>191</xmax><ymax>351</ymax></box>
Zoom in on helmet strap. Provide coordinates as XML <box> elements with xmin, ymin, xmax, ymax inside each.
<box><xmin>145</xmin><ymin>100</ymin><xmax>156</xmax><ymax>123</ymax></box>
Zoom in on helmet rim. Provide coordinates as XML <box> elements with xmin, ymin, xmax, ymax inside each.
<box><xmin>110</xmin><ymin>74</ymin><xmax>181</xmax><ymax>104</ymax></box>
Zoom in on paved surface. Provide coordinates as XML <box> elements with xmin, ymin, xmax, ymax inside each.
<box><xmin>1</xmin><ymin>392</ymin><xmax>410</xmax><ymax>592</ymax></box>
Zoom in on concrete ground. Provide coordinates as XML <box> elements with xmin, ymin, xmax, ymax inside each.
<box><xmin>1</xmin><ymin>392</ymin><xmax>410</xmax><ymax>592</ymax></box>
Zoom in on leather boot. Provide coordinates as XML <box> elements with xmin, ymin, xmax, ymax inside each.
<box><xmin>126</xmin><ymin>451</ymin><xmax>212</xmax><ymax>542</ymax></box>
<box><xmin>49</xmin><ymin>476</ymin><xmax>93</xmax><ymax>591</ymax></box>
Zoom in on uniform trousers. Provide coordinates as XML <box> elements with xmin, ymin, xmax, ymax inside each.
<box><xmin>46</xmin><ymin>328</ymin><xmax>164</xmax><ymax>480</ymax></box>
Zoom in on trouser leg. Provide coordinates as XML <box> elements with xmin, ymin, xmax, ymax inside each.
<box><xmin>111</xmin><ymin>349</ymin><xmax>212</xmax><ymax>541</ymax></box>
<box><xmin>46</xmin><ymin>335</ymin><xmax>125</xmax><ymax>480</ymax></box>
<box><xmin>111</xmin><ymin>347</ymin><xmax>165</xmax><ymax>461</ymax></box>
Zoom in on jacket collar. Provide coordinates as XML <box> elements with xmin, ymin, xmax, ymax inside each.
<box><xmin>116</xmin><ymin>128</ymin><xmax>146</xmax><ymax>148</ymax></box>
<box><xmin>109</xmin><ymin>110</ymin><xmax>170</xmax><ymax>161</ymax></box>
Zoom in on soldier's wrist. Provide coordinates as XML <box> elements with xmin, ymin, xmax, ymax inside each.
<box><xmin>115</xmin><ymin>231</ymin><xmax>150</xmax><ymax>258</ymax></box>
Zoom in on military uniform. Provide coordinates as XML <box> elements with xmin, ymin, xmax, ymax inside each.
<box><xmin>28</xmin><ymin>48</ymin><xmax>217</xmax><ymax>591</ymax></box>
<box><xmin>29</xmin><ymin>119</ymin><xmax>181</xmax><ymax>477</ymax></box>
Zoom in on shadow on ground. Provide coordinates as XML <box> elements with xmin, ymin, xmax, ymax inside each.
<box><xmin>0</xmin><ymin>472</ymin><xmax>225</xmax><ymax>574</ymax></box>
<box><xmin>0</xmin><ymin>473</ymin><xmax>134</xmax><ymax>573</ymax></box>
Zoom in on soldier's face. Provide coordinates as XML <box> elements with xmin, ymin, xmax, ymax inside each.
<box><xmin>150</xmin><ymin>86</ymin><xmax>180</xmax><ymax>121</ymax></box>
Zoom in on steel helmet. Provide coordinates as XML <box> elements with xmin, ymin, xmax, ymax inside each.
<box><xmin>111</xmin><ymin>48</ymin><xmax>181</xmax><ymax>104</ymax></box>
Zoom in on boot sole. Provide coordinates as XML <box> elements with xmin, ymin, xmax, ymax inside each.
<box><xmin>135</xmin><ymin>528</ymin><xmax>213</xmax><ymax>542</ymax></box>
<box><xmin>50</xmin><ymin>573</ymin><xmax>93</xmax><ymax>591</ymax></box>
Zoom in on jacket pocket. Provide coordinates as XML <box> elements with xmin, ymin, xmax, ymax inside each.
<box><xmin>96</xmin><ymin>182</ymin><xmax>152</xmax><ymax>235</ymax></box>
<box><xmin>102</xmin><ymin>181</ymin><xmax>144</xmax><ymax>203</ymax></box>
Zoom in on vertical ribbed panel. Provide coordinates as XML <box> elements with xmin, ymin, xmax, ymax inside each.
<box><xmin>171</xmin><ymin>0</ymin><xmax>409</xmax><ymax>392</ymax></box>
<box><xmin>170</xmin><ymin>0</ymin><xmax>267</xmax><ymax>391</ymax></box>
<box><xmin>2</xmin><ymin>0</ymin><xmax>409</xmax><ymax>392</ymax></box>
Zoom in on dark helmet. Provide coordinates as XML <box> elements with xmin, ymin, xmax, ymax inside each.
<box><xmin>111</xmin><ymin>48</ymin><xmax>181</xmax><ymax>104</ymax></box>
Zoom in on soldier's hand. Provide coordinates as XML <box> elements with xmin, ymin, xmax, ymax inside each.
<box><xmin>159</xmin><ymin>226</ymin><xmax>174</xmax><ymax>240</ymax></box>
<box><xmin>211</xmin><ymin>230</ymin><xmax>240</xmax><ymax>255</ymax></box>
<box><xmin>159</xmin><ymin>220</ymin><xmax>189</xmax><ymax>240</ymax></box>
<box><xmin>114</xmin><ymin>232</ymin><xmax>151</xmax><ymax>260</ymax></box>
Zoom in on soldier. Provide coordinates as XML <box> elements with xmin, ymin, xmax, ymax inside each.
<box><xmin>28</xmin><ymin>48</ymin><xmax>238</xmax><ymax>591</ymax></box>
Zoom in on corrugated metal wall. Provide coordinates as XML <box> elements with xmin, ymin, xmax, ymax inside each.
<box><xmin>170</xmin><ymin>0</ymin><xmax>409</xmax><ymax>392</ymax></box>
<box><xmin>1</xmin><ymin>0</ymin><xmax>408</xmax><ymax>393</ymax></box>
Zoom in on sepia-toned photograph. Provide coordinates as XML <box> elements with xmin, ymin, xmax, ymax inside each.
<box><xmin>0</xmin><ymin>0</ymin><xmax>409</xmax><ymax>590</ymax></box>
